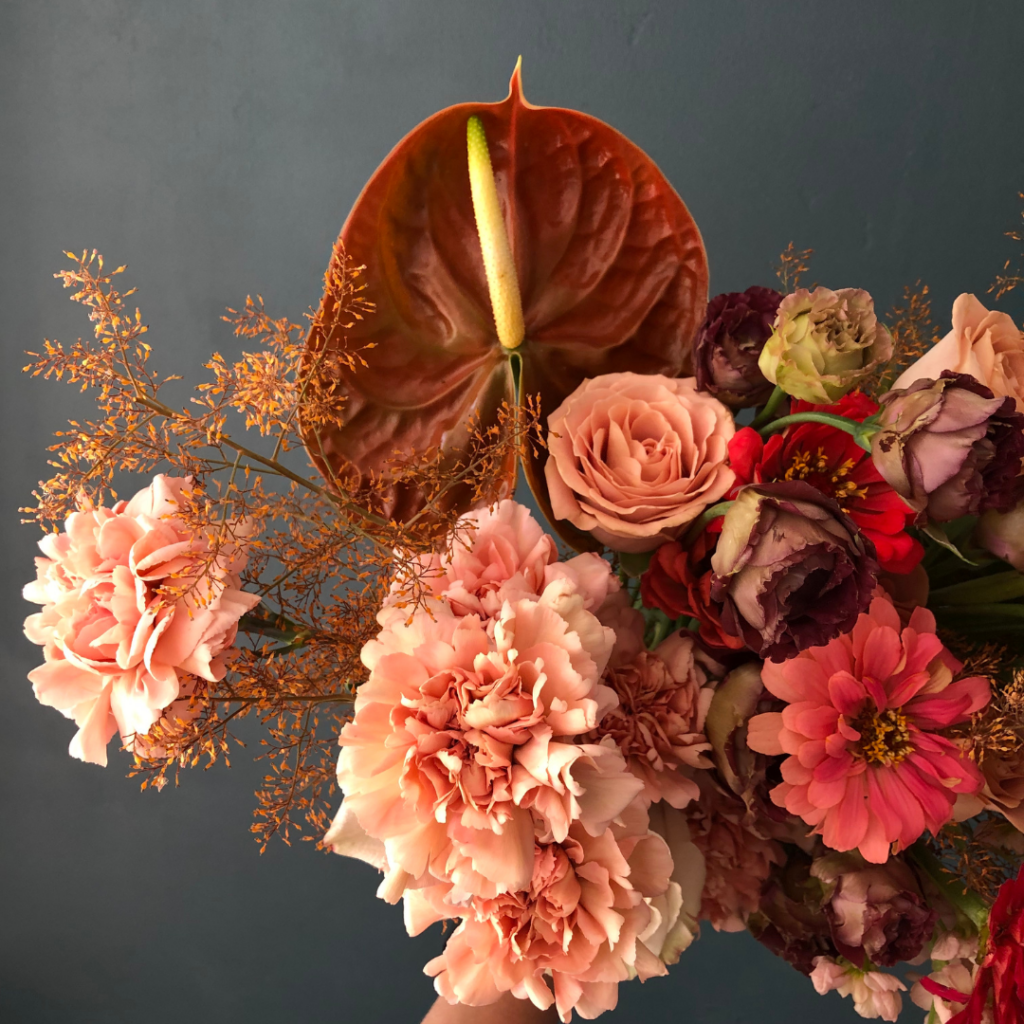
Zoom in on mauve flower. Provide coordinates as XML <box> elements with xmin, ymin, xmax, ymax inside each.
<box><xmin>587</xmin><ymin>631</ymin><xmax>716</xmax><ymax>809</ymax></box>
<box><xmin>811</xmin><ymin>957</ymin><xmax>906</xmax><ymax>1021</ymax></box>
<box><xmin>747</xmin><ymin>595</ymin><xmax>990</xmax><ymax>863</ymax></box>
<box><xmin>811</xmin><ymin>851</ymin><xmax>936</xmax><ymax>967</ymax></box>
<box><xmin>975</xmin><ymin>498</ymin><xmax>1024</xmax><ymax>571</ymax></box>
<box><xmin>687</xmin><ymin>780</ymin><xmax>784</xmax><ymax>932</ymax></box>
<box><xmin>872</xmin><ymin>371</ymin><xmax>1024</xmax><ymax>522</ymax></box>
<box><xmin>759</xmin><ymin>287</ymin><xmax>893</xmax><ymax>404</ymax></box>
<box><xmin>748</xmin><ymin>847</ymin><xmax>838</xmax><ymax>975</ymax></box>
<box><xmin>894</xmin><ymin>293</ymin><xmax>1024</xmax><ymax>413</ymax></box>
<box><xmin>949</xmin><ymin>867</ymin><xmax>1024</xmax><ymax>1024</ymax></box>
<box><xmin>640</xmin><ymin>534</ymin><xmax>747</xmax><ymax>654</ymax></box>
<box><xmin>710</xmin><ymin>482</ymin><xmax>879</xmax><ymax>662</ymax></box>
<box><xmin>545</xmin><ymin>373</ymin><xmax>736</xmax><ymax>553</ymax></box>
<box><xmin>728</xmin><ymin>391</ymin><xmax>922</xmax><ymax>574</ymax></box>
<box><xmin>22</xmin><ymin>475</ymin><xmax>259</xmax><ymax>765</ymax></box>
<box><xmin>693</xmin><ymin>287</ymin><xmax>782</xmax><ymax>408</ymax></box>
<box><xmin>413</xmin><ymin>816</ymin><xmax>674</xmax><ymax>1023</ymax></box>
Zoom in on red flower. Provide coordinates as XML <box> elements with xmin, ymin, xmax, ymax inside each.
<box><xmin>950</xmin><ymin>868</ymin><xmax>1024</xmax><ymax>1024</ymax></box>
<box><xmin>728</xmin><ymin>392</ymin><xmax>923</xmax><ymax>574</ymax></box>
<box><xmin>640</xmin><ymin>533</ymin><xmax>746</xmax><ymax>654</ymax></box>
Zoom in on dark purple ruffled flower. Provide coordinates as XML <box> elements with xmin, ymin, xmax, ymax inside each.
<box><xmin>709</xmin><ymin>481</ymin><xmax>879</xmax><ymax>662</ymax></box>
<box><xmin>872</xmin><ymin>371</ymin><xmax>1024</xmax><ymax>522</ymax></box>
<box><xmin>694</xmin><ymin>287</ymin><xmax>783</xmax><ymax>408</ymax></box>
<box><xmin>811</xmin><ymin>852</ymin><xmax>936</xmax><ymax>968</ymax></box>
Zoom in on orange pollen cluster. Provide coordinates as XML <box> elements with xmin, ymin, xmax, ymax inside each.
<box><xmin>784</xmin><ymin>448</ymin><xmax>868</xmax><ymax>511</ymax></box>
<box><xmin>852</xmin><ymin>705</ymin><xmax>914</xmax><ymax>766</ymax></box>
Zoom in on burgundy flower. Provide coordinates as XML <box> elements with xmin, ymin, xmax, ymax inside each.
<box><xmin>640</xmin><ymin>533</ymin><xmax>748</xmax><ymax>654</ymax></box>
<box><xmin>728</xmin><ymin>391</ymin><xmax>922</xmax><ymax>574</ymax></box>
<box><xmin>872</xmin><ymin>371</ymin><xmax>1024</xmax><ymax>522</ymax></box>
<box><xmin>709</xmin><ymin>482</ymin><xmax>879</xmax><ymax>662</ymax></box>
<box><xmin>950</xmin><ymin>867</ymin><xmax>1024</xmax><ymax>1024</ymax></box>
<box><xmin>748</xmin><ymin>847</ymin><xmax>837</xmax><ymax>976</ymax></box>
<box><xmin>694</xmin><ymin>286</ymin><xmax>783</xmax><ymax>408</ymax></box>
<box><xmin>811</xmin><ymin>852</ymin><xmax>936</xmax><ymax>968</ymax></box>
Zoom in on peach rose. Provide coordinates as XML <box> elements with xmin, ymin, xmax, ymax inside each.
<box><xmin>545</xmin><ymin>373</ymin><xmax>736</xmax><ymax>553</ymax></box>
<box><xmin>22</xmin><ymin>475</ymin><xmax>259</xmax><ymax>765</ymax></box>
<box><xmin>893</xmin><ymin>293</ymin><xmax>1024</xmax><ymax>412</ymax></box>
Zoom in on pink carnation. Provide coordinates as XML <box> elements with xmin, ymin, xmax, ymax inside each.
<box><xmin>747</xmin><ymin>595</ymin><xmax>989</xmax><ymax>862</ymax></box>
<box><xmin>23</xmin><ymin>476</ymin><xmax>259</xmax><ymax>765</ymax></box>
<box><xmin>386</xmin><ymin>499</ymin><xmax>615</xmax><ymax>623</ymax></box>
<box><xmin>413</xmin><ymin>817</ymin><xmax>674</xmax><ymax>1022</ymax></box>
<box><xmin>589</xmin><ymin>632</ymin><xmax>716</xmax><ymax>809</ymax></box>
<box><xmin>336</xmin><ymin>502</ymin><xmax>646</xmax><ymax>901</ymax></box>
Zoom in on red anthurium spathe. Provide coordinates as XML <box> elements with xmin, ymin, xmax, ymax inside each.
<box><xmin>305</xmin><ymin>62</ymin><xmax>709</xmax><ymax>535</ymax></box>
<box><xmin>728</xmin><ymin>392</ymin><xmax>923</xmax><ymax>573</ymax></box>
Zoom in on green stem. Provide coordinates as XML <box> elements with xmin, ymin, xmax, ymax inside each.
<box><xmin>750</xmin><ymin>385</ymin><xmax>788</xmax><ymax>429</ymax></box>
<box><xmin>758</xmin><ymin>411</ymin><xmax>879</xmax><ymax>452</ymax></box>
<box><xmin>931</xmin><ymin>603</ymin><xmax>1024</xmax><ymax>620</ymax></box>
<box><xmin>681</xmin><ymin>500</ymin><xmax>735</xmax><ymax>547</ymax></box>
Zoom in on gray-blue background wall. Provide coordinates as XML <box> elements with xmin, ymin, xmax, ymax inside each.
<box><xmin>3</xmin><ymin>2</ymin><xmax>1023</xmax><ymax>1021</ymax></box>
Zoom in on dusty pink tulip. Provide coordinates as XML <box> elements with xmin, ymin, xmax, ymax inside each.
<box><xmin>23</xmin><ymin>475</ymin><xmax>259</xmax><ymax>765</ymax></box>
<box><xmin>893</xmin><ymin>293</ymin><xmax>1024</xmax><ymax>413</ymax></box>
<box><xmin>545</xmin><ymin>373</ymin><xmax>736</xmax><ymax>553</ymax></box>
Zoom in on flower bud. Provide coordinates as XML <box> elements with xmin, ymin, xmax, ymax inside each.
<box><xmin>758</xmin><ymin>287</ymin><xmax>893</xmax><ymax>403</ymax></box>
<box><xmin>694</xmin><ymin>287</ymin><xmax>782</xmax><ymax>408</ymax></box>
<box><xmin>871</xmin><ymin>371</ymin><xmax>1024</xmax><ymax>522</ymax></box>
<box><xmin>710</xmin><ymin>482</ymin><xmax>878</xmax><ymax>661</ymax></box>
<box><xmin>976</xmin><ymin>499</ymin><xmax>1024</xmax><ymax>571</ymax></box>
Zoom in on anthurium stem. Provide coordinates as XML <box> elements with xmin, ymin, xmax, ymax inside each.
<box><xmin>750</xmin><ymin>385</ymin><xmax>788</xmax><ymax>428</ymax></box>
<box><xmin>467</xmin><ymin>115</ymin><xmax>525</xmax><ymax>351</ymax></box>
<box><xmin>758</xmin><ymin>411</ymin><xmax>879</xmax><ymax>452</ymax></box>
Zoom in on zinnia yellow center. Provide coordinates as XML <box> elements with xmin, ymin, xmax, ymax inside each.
<box><xmin>784</xmin><ymin>447</ymin><xmax>868</xmax><ymax>512</ymax></box>
<box><xmin>852</xmin><ymin>706</ymin><xmax>913</xmax><ymax>766</ymax></box>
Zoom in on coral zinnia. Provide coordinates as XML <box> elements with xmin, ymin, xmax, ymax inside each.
<box><xmin>746</xmin><ymin>595</ymin><xmax>989</xmax><ymax>862</ymax></box>
<box><xmin>728</xmin><ymin>391</ymin><xmax>923</xmax><ymax>573</ymax></box>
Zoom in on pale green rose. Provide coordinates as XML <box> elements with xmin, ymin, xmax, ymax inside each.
<box><xmin>758</xmin><ymin>287</ymin><xmax>892</xmax><ymax>403</ymax></box>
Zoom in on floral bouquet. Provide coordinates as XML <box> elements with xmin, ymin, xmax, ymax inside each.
<box><xmin>21</xmin><ymin>65</ymin><xmax>1024</xmax><ymax>1022</ymax></box>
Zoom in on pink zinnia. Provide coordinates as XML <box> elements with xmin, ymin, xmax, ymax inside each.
<box><xmin>747</xmin><ymin>595</ymin><xmax>989</xmax><ymax>862</ymax></box>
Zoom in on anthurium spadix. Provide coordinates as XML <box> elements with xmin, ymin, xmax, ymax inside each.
<box><xmin>305</xmin><ymin>60</ymin><xmax>708</xmax><ymax>545</ymax></box>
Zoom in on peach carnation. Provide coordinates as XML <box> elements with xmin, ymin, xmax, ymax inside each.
<box><xmin>545</xmin><ymin>373</ymin><xmax>736</xmax><ymax>553</ymax></box>
<box><xmin>385</xmin><ymin>499</ymin><xmax>615</xmax><ymax>625</ymax></box>
<box><xmin>811</xmin><ymin>957</ymin><xmax>906</xmax><ymax>1021</ymax></box>
<box><xmin>893</xmin><ymin>293</ymin><xmax>1024</xmax><ymax>413</ymax></box>
<box><xmin>413</xmin><ymin>817</ymin><xmax>674</xmax><ymax>1022</ymax></box>
<box><xmin>747</xmin><ymin>595</ymin><xmax>989</xmax><ymax>863</ymax></box>
<box><xmin>589</xmin><ymin>631</ymin><xmax>717</xmax><ymax>809</ymax></box>
<box><xmin>335</xmin><ymin>503</ymin><xmax>647</xmax><ymax>900</ymax></box>
<box><xmin>23</xmin><ymin>475</ymin><xmax>259</xmax><ymax>765</ymax></box>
